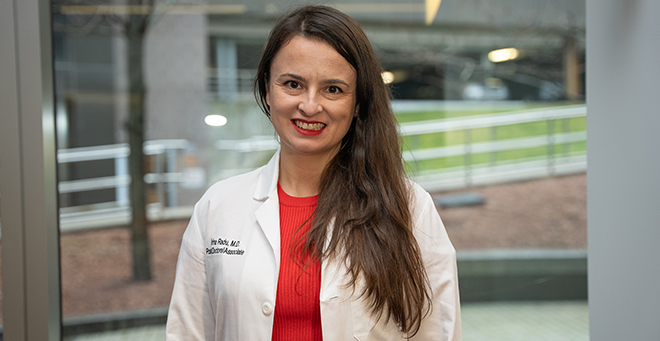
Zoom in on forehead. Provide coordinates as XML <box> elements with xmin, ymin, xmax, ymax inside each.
<box><xmin>270</xmin><ymin>36</ymin><xmax>356</xmax><ymax>81</ymax></box>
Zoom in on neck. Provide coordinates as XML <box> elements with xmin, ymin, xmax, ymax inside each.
<box><xmin>278</xmin><ymin>149</ymin><xmax>336</xmax><ymax>197</ymax></box>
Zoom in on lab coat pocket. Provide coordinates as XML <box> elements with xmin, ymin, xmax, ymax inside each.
<box><xmin>350</xmin><ymin>297</ymin><xmax>372</xmax><ymax>340</ymax></box>
<box><xmin>320</xmin><ymin>294</ymin><xmax>356</xmax><ymax>341</ymax></box>
<box><xmin>350</xmin><ymin>297</ymin><xmax>405</xmax><ymax>341</ymax></box>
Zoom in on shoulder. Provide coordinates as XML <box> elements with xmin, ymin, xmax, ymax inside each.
<box><xmin>193</xmin><ymin>166</ymin><xmax>266</xmax><ymax>213</ymax></box>
<box><xmin>405</xmin><ymin>178</ymin><xmax>430</xmax><ymax>201</ymax></box>
<box><xmin>204</xmin><ymin>168</ymin><xmax>262</xmax><ymax>197</ymax></box>
<box><xmin>404</xmin><ymin>178</ymin><xmax>435</xmax><ymax>220</ymax></box>
<box><xmin>404</xmin><ymin>179</ymin><xmax>454</xmax><ymax>249</ymax></box>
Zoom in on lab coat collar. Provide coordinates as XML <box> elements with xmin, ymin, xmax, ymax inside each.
<box><xmin>253</xmin><ymin>149</ymin><xmax>280</xmax><ymax>201</ymax></box>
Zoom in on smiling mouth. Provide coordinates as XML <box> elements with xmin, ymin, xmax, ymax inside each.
<box><xmin>293</xmin><ymin>120</ymin><xmax>326</xmax><ymax>131</ymax></box>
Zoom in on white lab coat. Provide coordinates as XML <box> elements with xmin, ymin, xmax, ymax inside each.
<box><xmin>166</xmin><ymin>151</ymin><xmax>461</xmax><ymax>340</ymax></box>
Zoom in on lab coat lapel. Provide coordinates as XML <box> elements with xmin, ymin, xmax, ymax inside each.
<box><xmin>320</xmin><ymin>220</ymin><xmax>356</xmax><ymax>340</ymax></box>
<box><xmin>253</xmin><ymin>151</ymin><xmax>355</xmax><ymax>339</ymax></box>
<box><xmin>320</xmin><ymin>218</ymin><xmax>341</xmax><ymax>300</ymax></box>
<box><xmin>253</xmin><ymin>151</ymin><xmax>281</xmax><ymax>267</ymax></box>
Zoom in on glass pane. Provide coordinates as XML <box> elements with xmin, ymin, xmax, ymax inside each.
<box><xmin>53</xmin><ymin>2</ymin><xmax>231</xmax><ymax>338</ymax></box>
<box><xmin>384</xmin><ymin>0</ymin><xmax>588</xmax><ymax>338</ymax></box>
<box><xmin>53</xmin><ymin>0</ymin><xmax>586</xmax><ymax>339</ymax></box>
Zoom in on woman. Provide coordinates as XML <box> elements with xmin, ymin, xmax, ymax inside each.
<box><xmin>167</xmin><ymin>5</ymin><xmax>460</xmax><ymax>340</ymax></box>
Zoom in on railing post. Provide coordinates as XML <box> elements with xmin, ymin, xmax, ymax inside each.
<box><xmin>489</xmin><ymin>125</ymin><xmax>497</xmax><ymax>167</ymax></box>
<box><xmin>464</xmin><ymin>128</ymin><xmax>473</xmax><ymax>187</ymax></box>
<box><xmin>115</xmin><ymin>153</ymin><xmax>129</xmax><ymax>207</ymax></box>
<box><xmin>547</xmin><ymin>118</ymin><xmax>556</xmax><ymax>176</ymax></box>
<box><xmin>155</xmin><ymin>149</ymin><xmax>165</xmax><ymax>212</ymax></box>
<box><xmin>411</xmin><ymin>134</ymin><xmax>421</xmax><ymax>173</ymax></box>
<box><xmin>166</xmin><ymin>148</ymin><xmax>178</xmax><ymax>207</ymax></box>
<box><xmin>562</xmin><ymin>118</ymin><xmax>571</xmax><ymax>158</ymax></box>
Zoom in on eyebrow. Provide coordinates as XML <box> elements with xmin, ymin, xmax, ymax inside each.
<box><xmin>277</xmin><ymin>73</ymin><xmax>351</xmax><ymax>88</ymax></box>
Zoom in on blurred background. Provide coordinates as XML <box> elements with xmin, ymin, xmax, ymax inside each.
<box><xmin>3</xmin><ymin>0</ymin><xmax>589</xmax><ymax>339</ymax></box>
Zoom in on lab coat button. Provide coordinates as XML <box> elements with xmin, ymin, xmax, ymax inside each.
<box><xmin>262</xmin><ymin>302</ymin><xmax>273</xmax><ymax>316</ymax></box>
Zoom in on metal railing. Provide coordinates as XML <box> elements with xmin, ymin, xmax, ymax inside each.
<box><xmin>400</xmin><ymin>104</ymin><xmax>587</xmax><ymax>191</ymax></box>
<box><xmin>213</xmin><ymin>104</ymin><xmax>587</xmax><ymax>191</ymax></box>
<box><xmin>58</xmin><ymin>139</ymin><xmax>191</xmax><ymax>231</ymax></box>
<box><xmin>208</xmin><ymin>68</ymin><xmax>256</xmax><ymax>101</ymax></box>
<box><xmin>57</xmin><ymin>104</ymin><xmax>586</xmax><ymax>231</ymax></box>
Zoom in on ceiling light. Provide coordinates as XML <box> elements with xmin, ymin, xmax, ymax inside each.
<box><xmin>205</xmin><ymin>115</ymin><xmax>227</xmax><ymax>127</ymax></box>
<box><xmin>488</xmin><ymin>48</ymin><xmax>519</xmax><ymax>63</ymax></box>
<box><xmin>381</xmin><ymin>71</ymin><xmax>395</xmax><ymax>84</ymax></box>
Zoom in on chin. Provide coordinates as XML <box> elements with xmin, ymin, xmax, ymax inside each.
<box><xmin>283</xmin><ymin>142</ymin><xmax>340</xmax><ymax>157</ymax></box>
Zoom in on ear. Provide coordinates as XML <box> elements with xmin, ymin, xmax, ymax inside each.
<box><xmin>354</xmin><ymin>104</ymin><xmax>359</xmax><ymax>117</ymax></box>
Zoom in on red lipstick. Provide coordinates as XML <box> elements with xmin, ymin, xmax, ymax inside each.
<box><xmin>291</xmin><ymin>119</ymin><xmax>326</xmax><ymax>136</ymax></box>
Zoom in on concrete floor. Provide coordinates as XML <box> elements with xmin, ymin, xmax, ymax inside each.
<box><xmin>461</xmin><ymin>301</ymin><xmax>588</xmax><ymax>341</ymax></box>
<box><xmin>64</xmin><ymin>301</ymin><xmax>589</xmax><ymax>341</ymax></box>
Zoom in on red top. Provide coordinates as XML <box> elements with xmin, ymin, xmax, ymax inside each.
<box><xmin>272</xmin><ymin>184</ymin><xmax>323</xmax><ymax>341</ymax></box>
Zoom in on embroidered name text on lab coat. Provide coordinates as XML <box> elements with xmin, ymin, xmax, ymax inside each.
<box><xmin>206</xmin><ymin>237</ymin><xmax>245</xmax><ymax>255</ymax></box>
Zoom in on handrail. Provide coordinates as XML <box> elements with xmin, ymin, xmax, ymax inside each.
<box><xmin>58</xmin><ymin>139</ymin><xmax>191</xmax><ymax>213</ymax></box>
<box><xmin>404</xmin><ymin>131</ymin><xmax>586</xmax><ymax>161</ymax></box>
<box><xmin>400</xmin><ymin>104</ymin><xmax>587</xmax><ymax>190</ymax></box>
<box><xmin>57</xmin><ymin>104</ymin><xmax>587</xmax><ymax>231</ymax></box>
<box><xmin>398</xmin><ymin>105</ymin><xmax>586</xmax><ymax>135</ymax></box>
<box><xmin>57</xmin><ymin>139</ymin><xmax>190</xmax><ymax>164</ymax></box>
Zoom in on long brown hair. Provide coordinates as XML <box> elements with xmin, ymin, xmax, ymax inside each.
<box><xmin>255</xmin><ymin>5</ymin><xmax>431</xmax><ymax>337</ymax></box>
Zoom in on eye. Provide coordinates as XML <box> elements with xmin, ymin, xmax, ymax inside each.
<box><xmin>285</xmin><ymin>80</ymin><xmax>300</xmax><ymax>89</ymax></box>
<box><xmin>328</xmin><ymin>85</ymin><xmax>343</xmax><ymax>94</ymax></box>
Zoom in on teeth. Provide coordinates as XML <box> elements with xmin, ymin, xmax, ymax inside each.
<box><xmin>294</xmin><ymin>120</ymin><xmax>325</xmax><ymax>131</ymax></box>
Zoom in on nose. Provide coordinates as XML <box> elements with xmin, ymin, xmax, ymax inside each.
<box><xmin>297</xmin><ymin>91</ymin><xmax>322</xmax><ymax>117</ymax></box>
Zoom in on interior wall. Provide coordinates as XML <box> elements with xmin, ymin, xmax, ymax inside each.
<box><xmin>587</xmin><ymin>0</ymin><xmax>660</xmax><ymax>339</ymax></box>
